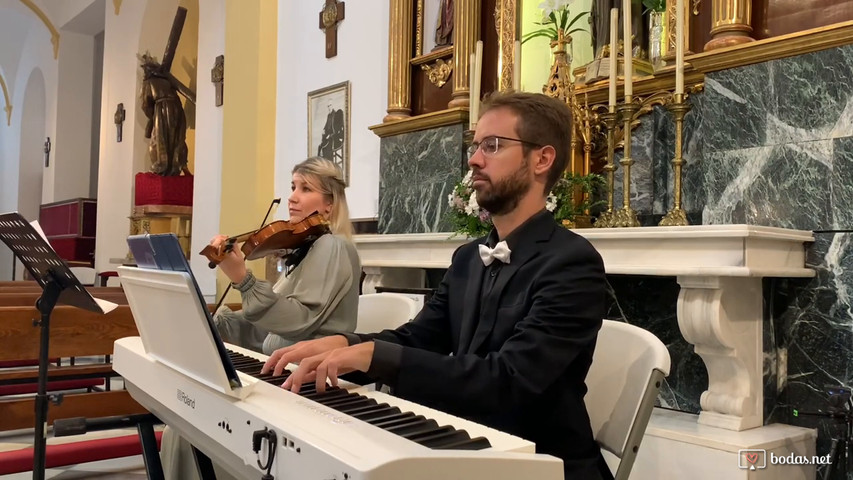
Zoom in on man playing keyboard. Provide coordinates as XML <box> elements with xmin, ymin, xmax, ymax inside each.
<box><xmin>263</xmin><ymin>91</ymin><xmax>613</xmax><ymax>480</ymax></box>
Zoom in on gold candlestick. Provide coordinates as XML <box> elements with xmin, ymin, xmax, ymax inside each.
<box><xmin>612</xmin><ymin>101</ymin><xmax>641</xmax><ymax>227</ymax></box>
<box><xmin>659</xmin><ymin>93</ymin><xmax>692</xmax><ymax>226</ymax></box>
<box><xmin>594</xmin><ymin>109</ymin><xmax>621</xmax><ymax>228</ymax></box>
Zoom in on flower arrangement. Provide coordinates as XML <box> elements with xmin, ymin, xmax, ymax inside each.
<box><xmin>521</xmin><ymin>0</ymin><xmax>590</xmax><ymax>45</ymax></box>
<box><xmin>642</xmin><ymin>0</ymin><xmax>666</xmax><ymax>13</ymax></box>
<box><xmin>447</xmin><ymin>169</ymin><xmax>604</xmax><ymax>237</ymax></box>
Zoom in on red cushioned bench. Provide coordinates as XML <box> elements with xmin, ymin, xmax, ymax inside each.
<box><xmin>0</xmin><ymin>430</ymin><xmax>163</xmax><ymax>474</ymax></box>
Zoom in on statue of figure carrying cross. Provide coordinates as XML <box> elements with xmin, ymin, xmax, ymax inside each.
<box><xmin>139</xmin><ymin>7</ymin><xmax>196</xmax><ymax>177</ymax></box>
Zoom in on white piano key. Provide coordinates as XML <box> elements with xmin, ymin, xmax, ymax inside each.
<box><xmin>114</xmin><ymin>337</ymin><xmax>563</xmax><ymax>480</ymax></box>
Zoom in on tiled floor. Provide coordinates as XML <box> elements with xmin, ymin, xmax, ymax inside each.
<box><xmin>1</xmin><ymin>373</ymin><xmax>153</xmax><ymax>479</ymax></box>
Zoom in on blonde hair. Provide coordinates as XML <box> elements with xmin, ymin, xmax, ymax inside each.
<box><xmin>292</xmin><ymin>157</ymin><xmax>353</xmax><ymax>240</ymax></box>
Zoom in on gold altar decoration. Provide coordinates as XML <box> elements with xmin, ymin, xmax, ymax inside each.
<box><xmin>384</xmin><ymin>0</ymin><xmax>414</xmax><ymax>121</ymax></box>
<box><xmin>704</xmin><ymin>0</ymin><xmax>754</xmax><ymax>51</ymax></box>
<box><xmin>449</xmin><ymin>0</ymin><xmax>481</xmax><ymax>109</ymax></box>
<box><xmin>594</xmin><ymin>109</ymin><xmax>620</xmax><ymax>228</ymax></box>
<box><xmin>422</xmin><ymin>58</ymin><xmax>454</xmax><ymax>88</ymax></box>
<box><xmin>661</xmin><ymin>0</ymin><xmax>695</xmax><ymax>65</ymax></box>
<box><xmin>659</xmin><ymin>92</ymin><xmax>692</xmax><ymax>226</ymax></box>
<box><xmin>495</xmin><ymin>0</ymin><xmax>520</xmax><ymax>92</ymax></box>
<box><xmin>543</xmin><ymin>30</ymin><xmax>574</xmax><ymax>102</ymax></box>
<box><xmin>611</xmin><ymin>100</ymin><xmax>641</xmax><ymax>227</ymax></box>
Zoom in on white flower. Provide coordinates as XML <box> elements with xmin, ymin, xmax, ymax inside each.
<box><xmin>448</xmin><ymin>192</ymin><xmax>455</xmax><ymax>207</ymax></box>
<box><xmin>538</xmin><ymin>0</ymin><xmax>573</xmax><ymax>17</ymax></box>
<box><xmin>546</xmin><ymin>193</ymin><xmax>558</xmax><ymax>212</ymax></box>
<box><xmin>462</xmin><ymin>169</ymin><xmax>473</xmax><ymax>185</ymax></box>
<box><xmin>465</xmin><ymin>190</ymin><xmax>480</xmax><ymax>215</ymax></box>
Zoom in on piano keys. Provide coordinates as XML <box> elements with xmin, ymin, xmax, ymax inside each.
<box><xmin>114</xmin><ymin>337</ymin><xmax>564</xmax><ymax>480</ymax></box>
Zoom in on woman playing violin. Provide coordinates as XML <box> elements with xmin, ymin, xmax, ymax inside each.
<box><xmin>211</xmin><ymin>157</ymin><xmax>361</xmax><ymax>355</ymax></box>
<box><xmin>161</xmin><ymin>158</ymin><xmax>360</xmax><ymax>480</ymax></box>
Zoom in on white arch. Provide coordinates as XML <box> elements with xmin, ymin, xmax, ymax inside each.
<box><xmin>18</xmin><ymin>67</ymin><xmax>46</xmax><ymax>223</ymax></box>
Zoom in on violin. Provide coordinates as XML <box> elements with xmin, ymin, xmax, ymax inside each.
<box><xmin>200</xmin><ymin>212</ymin><xmax>330</xmax><ymax>268</ymax></box>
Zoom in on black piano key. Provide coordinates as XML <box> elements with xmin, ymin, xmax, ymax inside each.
<box><xmin>320</xmin><ymin>395</ymin><xmax>371</xmax><ymax>409</ymax></box>
<box><xmin>300</xmin><ymin>388</ymin><xmax>348</xmax><ymax>401</ymax></box>
<box><xmin>433</xmin><ymin>436</ymin><xmax>493</xmax><ymax>450</ymax></box>
<box><xmin>415</xmin><ymin>430</ymin><xmax>471</xmax><ymax>448</ymax></box>
<box><xmin>403</xmin><ymin>425</ymin><xmax>455</xmax><ymax>442</ymax></box>
<box><xmin>359</xmin><ymin>410</ymin><xmax>412</xmax><ymax>424</ymax></box>
<box><xmin>386</xmin><ymin>419</ymin><xmax>439</xmax><ymax>436</ymax></box>
<box><xmin>226</xmin><ymin>350</ymin><xmax>493</xmax><ymax>451</ymax></box>
<box><xmin>237</xmin><ymin>366</ymin><xmax>266</xmax><ymax>375</ymax></box>
<box><xmin>333</xmin><ymin>398</ymin><xmax>378</xmax><ymax>413</ymax></box>
<box><xmin>345</xmin><ymin>403</ymin><xmax>396</xmax><ymax>419</ymax></box>
<box><xmin>297</xmin><ymin>383</ymin><xmax>332</xmax><ymax>395</ymax></box>
<box><xmin>372</xmin><ymin>414</ymin><xmax>426</xmax><ymax>430</ymax></box>
<box><xmin>256</xmin><ymin>373</ymin><xmax>291</xmax><ymax>383</ymax></box>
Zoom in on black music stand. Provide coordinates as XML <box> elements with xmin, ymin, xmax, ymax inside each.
<box><xmin>0</xmin><ymin>212</ymin><xmax>109</xmax><ymax>480</ymax></box>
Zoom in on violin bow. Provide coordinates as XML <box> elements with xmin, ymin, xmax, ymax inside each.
<box><xmin>212</xmin><ymin>198</ymin><xmax>282</xmax><ymax>315</ymax></box>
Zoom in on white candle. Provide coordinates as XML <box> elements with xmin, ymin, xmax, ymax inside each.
<box><xmin>622</xmin><ymin>0</ymin><xmax>632</xmax><ymax>100</ymax></box>
<box><xmin>608</xmin><ymin>8</ymin><xmax>618</xmax><ymax>110</ymax></box>
<box><xmin>472</xmin><ymin>41</ymin><xmax>483</xmax><ymax>128</ymax></box>
<box><xmin>513</xmin><ymin>40</ymin><xmax>521</xmax><ymax>91</ymax></box>
<box><xmin>469</xmin><ymin>52</ymin><xmax>476</xmax><ymax>129</ymax></box>
<box><xmin>675</xmin><ymin>0</ymin><xmax>685</xmax><ymax>95</ymax></box>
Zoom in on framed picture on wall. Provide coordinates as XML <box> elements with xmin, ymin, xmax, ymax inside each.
<box><xmin>307</xmin><ymin>81</ymin><xmax>351</xmax><ymax>185</ymax></box>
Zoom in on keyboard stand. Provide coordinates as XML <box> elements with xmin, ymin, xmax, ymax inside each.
<box><xmin>192</xmin><ymin>446</ymin><xmax>217</xmax><ymax>480</ymax></box>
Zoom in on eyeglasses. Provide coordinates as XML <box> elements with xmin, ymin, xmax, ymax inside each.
<box><xmin>466</xmin><ymin>135</ymin><xmax>543</xmax><ymax>159</ymax></box>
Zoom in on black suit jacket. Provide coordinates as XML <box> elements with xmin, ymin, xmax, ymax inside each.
<box><xmin>356</xmin><ymin>211</ymin><xmax>612</xmax><ymax>480</ymax></box>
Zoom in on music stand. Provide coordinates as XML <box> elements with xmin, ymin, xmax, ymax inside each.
<box><xmin>0</xmin><ymin>212</ymin><xmax>108</xmax><ymax>480</ymax></box>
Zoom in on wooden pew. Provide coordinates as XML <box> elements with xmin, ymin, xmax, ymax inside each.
<box><xmin>0</xmin><ymin>298</ymin><xmax>241</xmax><ymax>431</ymax></box>
<box><xmin>0</xmin><ymin>305</ymin><xmax>146</xmax><ymax>432</ymax></box>
<box><xmin>0</xmin><ymin>292</ymin><xmax>128</xmax><ymax>306</ymax></box>
<box><xmin>0</xmin><ymin>280</ymin><xmax>237</xmax><ymax>474</ymax></box>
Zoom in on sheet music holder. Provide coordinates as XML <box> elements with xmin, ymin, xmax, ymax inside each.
<box><xmin>122</xmin><ymin>233</ymin><xmax>243</xmax><ymax>480</ymax></box>
<box><xmin>0</xmin><ymin>211</ymin><xmax>110</xmax><ymax>480</ymax></box>
<box><xmin>123</xmin><ymin>233</ymin><xmax>243</xmax><ymax>393</ymax></box>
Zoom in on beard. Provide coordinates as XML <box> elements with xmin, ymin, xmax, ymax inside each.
<box><xmin>473</xmin><ymin>158</ymin><xmax>532</xmax><ymax>216</ymax></box>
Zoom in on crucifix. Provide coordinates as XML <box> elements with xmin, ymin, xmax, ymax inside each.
<box><xmin>114</xmin><ymin>103</ymin><xmax>125</xmax><ymax>142</ymax></box>
<box><xmin>319</xmin><ymin>0</ymin><xmax>345</xmax><ymax>58</ymax></box>
<box><xmin>211</xmin><ymin>55</ymin><xmax>224</xmax><ymax>107</ymax></box>
<box><xmin>43</xmin><ymin>137</ymin><xmax>51</xmax><ymax>168</ymax></box>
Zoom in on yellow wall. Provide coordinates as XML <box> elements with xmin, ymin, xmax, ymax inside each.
<box><xmin>520</xmin><ymin>0</ymin><xmax>594</xmax><ymax>93</ymax></box>
<box><xmin>219</xmin><ymin>1</ymin><xmax>278</xmax><ymax>298</ymax></box>
<box><xmin>176</xmin><ymin>0</ymin><xmax>199</xmax><ymax>173</ymax></box>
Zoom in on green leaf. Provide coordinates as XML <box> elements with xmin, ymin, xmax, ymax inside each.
<box><xmin>521</xmin><ymin>30</ymin><xmax>558</xmax><ymax>44</ymax></box>
<box><xmin>565</xmin><ymin>11</ymin><xmax>590</xmax><ymax>29</ymax></box>
<box><xmin>642</xmin><ymin>0</ymin><xmax>666</xmax><ymax>12</ymax></box>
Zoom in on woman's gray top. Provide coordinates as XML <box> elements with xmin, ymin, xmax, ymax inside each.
<box><xmin>214</xmin><ymin>233</ymin><xmax>361</xmax><ymax>355</ymax></box>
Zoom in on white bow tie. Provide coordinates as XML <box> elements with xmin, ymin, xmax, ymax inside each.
<box><xmin>479</xmin><ymin>240</ymin><xmax>511</xmax><ymax>266</ymax></box>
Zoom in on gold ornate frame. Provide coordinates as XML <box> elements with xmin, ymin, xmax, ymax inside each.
<box><xmin>495</xmin><ymin>0</ymin><xmax>520</xmax><ymax>91</ymax></box>
<box><xmin>307</xmin><ymin>81</ymin><xmax>351</xmax><ymax>185</ymax></box>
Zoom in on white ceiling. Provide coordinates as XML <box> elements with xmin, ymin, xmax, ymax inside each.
<box><xmin>0</xmin><ymin>0</ymin><xmax>104</xmax><ymax>91</ymax></box>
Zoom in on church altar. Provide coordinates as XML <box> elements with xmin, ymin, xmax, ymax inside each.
<box><xmin>354</xmin><ymin>224</ymin><xmax>818</xmax><ymax>478</ymax></box>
